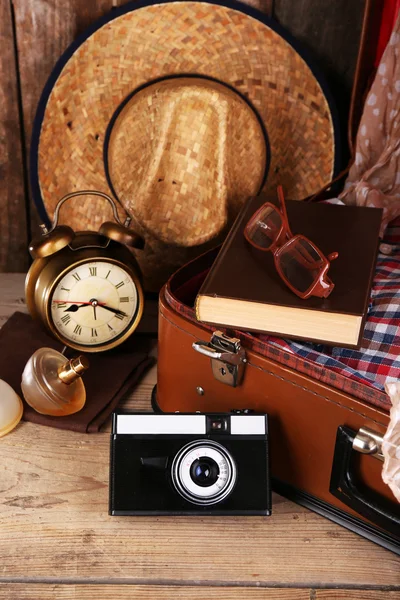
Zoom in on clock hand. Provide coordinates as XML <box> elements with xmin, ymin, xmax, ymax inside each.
<box><xmin>99</xmin><ymin>305</ymin><xmax>128</xmax><ymax>317</ymax></box>
<box><xmin>53</xmin><ymin>299</ymin><xmax>126</xmax><ymax>317</ymax></box>
<box><xmin>53</xmin><ymin>300</ymin><xmax>107</xmax><ymax>313</ymax></box>
<box><xmin>53</xmin><ymin>300</ymin><xmax>106</xmax><ymax>313</ymax></box>
<box><xmin>64</xmin><ymin>304</ymin><xmax>91</xmax><ymax>313</ymax></box>
<box><xmin>53</xmin><ymin>300</ymin><xmax>102</xmax><ymax>305</ymax></box>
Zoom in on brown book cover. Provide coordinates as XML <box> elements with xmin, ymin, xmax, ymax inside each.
<box><xmin>195</xmin><ymin>194</ymin><xmax>383</xmax><ymax>348</ymax></box>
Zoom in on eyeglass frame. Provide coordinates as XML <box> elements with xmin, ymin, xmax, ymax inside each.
<box><xmin>243</xmin><ymin>185</ymin><xmax>338</xmax><ymax>300</ymax></box>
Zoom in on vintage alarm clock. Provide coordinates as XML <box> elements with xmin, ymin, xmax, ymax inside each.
<box><xmin>25</xmin><ymin>191</ymin><xmax>145</xmax><ymax>353</ymax></box>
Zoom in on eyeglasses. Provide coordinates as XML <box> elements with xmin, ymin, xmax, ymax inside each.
<box><xmin>244</xmin><ymin>186</ymin><xmax>338</xmax><ymax>299</ymax></box>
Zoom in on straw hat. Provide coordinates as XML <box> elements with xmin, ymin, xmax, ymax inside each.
<box><xmin>31</xmin><ymin>0</ymin><xmax>340</xmax><ymax>290</ymax></box>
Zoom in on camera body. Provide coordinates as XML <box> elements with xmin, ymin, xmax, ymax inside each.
<box><xmin>109</xmin><ymin>412</ymin><xmax>271</xmax><ymax>516</ymax></box>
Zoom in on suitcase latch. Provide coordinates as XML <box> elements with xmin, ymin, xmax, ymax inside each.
<box><xmin>352</xmin><ymin>427</ymin><xmax>384</xmax><ymax>462</ymax></box>
<box><xmin>192</xmin><ymin>331</ymin><xmax>247</xmax><ymax>387</ymax></box>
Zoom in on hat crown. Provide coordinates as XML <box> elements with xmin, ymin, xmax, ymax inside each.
<box><xmin>107</xmin><ymin>77</ymin><xmax>267</xmax><ymax>247</ymax></box>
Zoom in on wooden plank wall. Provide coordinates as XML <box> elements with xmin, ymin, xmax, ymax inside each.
<box><xmin>0</xmin><ymin>0</ymin><xmax>366</xmax><ymax>273</ymax></box>
<box><xmin>0</xmin><ymin>1</ymin><xmax>28</xmax><ymax>272</ymax></box>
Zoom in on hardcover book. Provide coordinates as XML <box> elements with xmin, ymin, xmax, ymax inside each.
<box><xmin>195</xmin><ymin>194</ymin><xmax>383</xmax><ymax>347</ymax></box>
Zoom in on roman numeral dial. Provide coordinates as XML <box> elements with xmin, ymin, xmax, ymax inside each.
<box><xmin>50</xmin><ymin>260</ymin><xmax>139</xmax><ymax>349</ymax></box>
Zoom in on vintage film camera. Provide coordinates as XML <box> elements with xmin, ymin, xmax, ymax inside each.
<box><xmin>109</xmin><ymin>412</ymin><xmax>271</xmax><ymax>516</ymax></box>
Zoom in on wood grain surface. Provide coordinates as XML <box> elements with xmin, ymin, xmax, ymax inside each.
<box><xmin>274</xmin><ymin>0</ymin><xmax>365</xmax><ymax>92</ymax></box>
<box><xmin>0</xmin><ymin>274</ymin><xmax>399</xmax><ymax>596</ymax></box>
<box><xmin>274</xmin><ymin>0</ymin><xmax>366</xmax><ymax>152</ymax></box>
<box><xmin>317</xmin><ymin>593</ymin><xmax>400</xmax><ymax>600</ymax></box>
<box><xmin>0</xmin><ymin>273</ymin><xmax>27</xmax><ymax>328</ymax></box>
<box><xmin>0</xmin><ymin>1</ymin><xmax>29</xmax><ymax>272</ymax></box>
<box><xmin>2</xmin><ymin>584</ymin><xmax>400</xmax><ymax>600</ymax></box>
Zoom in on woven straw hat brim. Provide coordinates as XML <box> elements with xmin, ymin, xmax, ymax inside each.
<box><xmin>31</xmin><ymin>0</ymin><xmax>340</xmax><ymax>290</ymax></box>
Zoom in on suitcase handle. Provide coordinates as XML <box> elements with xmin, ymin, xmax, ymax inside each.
<box><xmin>330</xmin><ymin>426</ymin><xmax>400</xmax><ymax>535</ymax></box>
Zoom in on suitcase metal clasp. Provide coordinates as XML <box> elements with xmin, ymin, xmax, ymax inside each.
<box><xmin>352</xmin><ymin>427</ymin><xmax>384</xmax><ymax>462</ymax></box>
<box><xmin>192</xmin><ymin>331</ymin><xmax>247</xmax><ymax>387</ymax></box>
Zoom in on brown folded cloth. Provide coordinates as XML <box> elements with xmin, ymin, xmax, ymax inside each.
<box><xmin>0</xmin><ymin>312</ymin><xmax>155</xmax><ymax>433</ymax></box>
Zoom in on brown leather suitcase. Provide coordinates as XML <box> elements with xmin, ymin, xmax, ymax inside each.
<box><xmin>154</xmin><ymin>247</ymin><xmax>400</xmax><ymax>554</ymax></box>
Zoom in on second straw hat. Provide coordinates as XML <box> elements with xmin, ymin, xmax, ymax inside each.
<box><xmin>31</xmin><ymin>0</ymin><xmax>340</xmax><ymax>289</ymax></box>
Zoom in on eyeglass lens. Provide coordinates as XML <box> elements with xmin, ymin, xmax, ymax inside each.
<box><xmin>277</xmin><ymin>238</ymin><xmax>324</xmax><ymax>294</ymax></box>
<box><xmin>246</xmin><ymin>205</ymin><xmax>282</xmax><ymax>250</ymax></box>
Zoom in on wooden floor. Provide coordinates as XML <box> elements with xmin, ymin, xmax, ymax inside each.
<box><xmin>0</xmin><ymin>274</ymin><xmax>399</xmax><ymax>600</ymax></box>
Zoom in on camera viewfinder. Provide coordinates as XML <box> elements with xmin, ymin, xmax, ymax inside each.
<box><xmin>207</xmin><ymin>416</ymin><xmax>229</xmax><ymax>433</ymax></box>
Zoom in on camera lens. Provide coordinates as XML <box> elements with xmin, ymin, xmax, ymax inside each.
<box><xmin>171</xmin><ymin>440</ymin><xmax>237</xmax><ymax>506</ymax></box>
<box><xmin>190</xmin><ymin>457</ymin><xmax>219</xmax><ymax>487</ymax></box>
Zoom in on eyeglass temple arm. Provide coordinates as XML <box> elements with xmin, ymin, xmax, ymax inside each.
<box><xmin>277</xmin><ymin>185</ymin><xmax>293</xmax><ymax>238</ymax></box>
<box><xmin>276</xmin><ymin>185</ymin><xmax>339</xmax><ymax>263</ymax></box>
<box><xmin>277</xmin><ymin>185</ymin><xmax>339</xmax><ymax>263</ymax></box>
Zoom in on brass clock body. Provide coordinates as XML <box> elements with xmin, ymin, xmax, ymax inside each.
<box><xmin>25</xmin><ymin>232</ymin><xmax>144</xmax><ymax>353</ymax></box>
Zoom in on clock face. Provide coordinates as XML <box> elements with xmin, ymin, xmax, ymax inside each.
<box><xmin>50</xmin><ymin>260</ymin><xmax>139</xmax><ymax>348</ymax></box>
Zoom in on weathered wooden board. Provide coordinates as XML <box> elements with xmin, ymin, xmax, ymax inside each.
<box><xmin>274</xmin><ymin>0</ymin><xmax>366</xmax><ymax>158</ymax></box>
<box><xmin>1</xmin><ymin>584</ymin><xmax>399</xmax><ymax>600</ymax></box>
<box><xmin>0</xmin><ymin>1</ymin><xmax>29</xmax><ymax>272</ymax></box>
<box><xmin>0</xmin><ymin>273</ymin><xmax>27</xmax><ymax>327</ymax></box>
<box><xmin>0</xmin><ymin>584</ymin><xmax>310</xmax><ymax>599</ymax></box>
<box><xmin>275</xmin><ymin>0</ymin><xmax>366</xmax><ymax>93</ymax></box>
<box><xmin>317</xmin><ymin>593</ymin><xmax>400</xmax><ymax>600</ymax></box>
